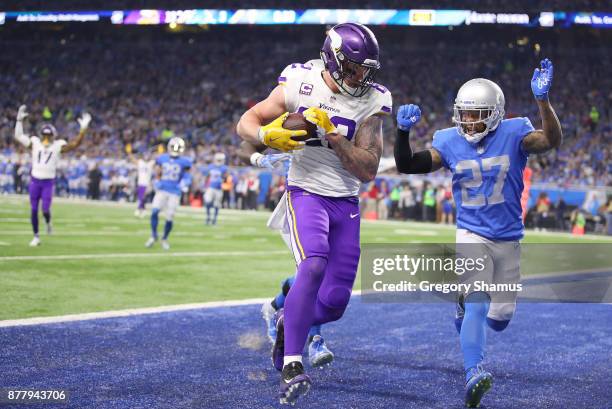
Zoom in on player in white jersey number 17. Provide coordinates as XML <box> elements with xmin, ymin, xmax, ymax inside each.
<box><xmin>13</xmin><ymin>104</ymin><xmax>91</xmax><ymax>247</ymax></box>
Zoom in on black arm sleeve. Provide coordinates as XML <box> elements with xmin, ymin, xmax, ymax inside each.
<box><xmin>393</xmin><ymin>128</ymin><xmax>433</xmax><ymax>174</ymax></box>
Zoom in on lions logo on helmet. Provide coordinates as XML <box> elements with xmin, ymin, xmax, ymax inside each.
<box><xmin>167</xmin><ymin>137</ymin><xmax>185</xmax><ymax>157</ymax></box>
<box><xmin>452</xmin><ymin>78</ymin><xmax>505</xmax><ymax>144</ymax></box>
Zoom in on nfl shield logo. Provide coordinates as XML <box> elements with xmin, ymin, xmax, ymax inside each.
<box><xmin>299</xmin><ymin>82</ymin><xmax>313</xmax><ymax>95</ymax></box>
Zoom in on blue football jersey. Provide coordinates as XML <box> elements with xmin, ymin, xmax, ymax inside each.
<box><xmin>156</xmin><ymin>153</ymin><xmax>192</xmax><ymax>196</ymax></box>
<box><xmin>432</xmin><ymin>117</ymin><xmax>535</xmax><ymax>240</ymax></box>
<box><xmin>205</xmin><ymin>164</ymin><xmax>228</xmax><ymax>189</ymax></box>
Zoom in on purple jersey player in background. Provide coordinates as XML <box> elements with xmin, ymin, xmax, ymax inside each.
<box><xmin>13</xmin><ymin>105</ymin><xmax>91</xmax><ymax>247</ymax></box>
<box><xmin>237</xmin><ymin>23</ymin><xmax>392</xmax><ymax>405</ymax></box>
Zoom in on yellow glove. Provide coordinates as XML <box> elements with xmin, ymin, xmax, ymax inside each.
<box><xmin>258</xmin><ymin>112</ymin><xmax>306</xmax><ymax>152</ymax></box>
<box><xmin>303</xmin><ymin>107</ymin><xmax>337</xmax><ymax>135</ymax></box>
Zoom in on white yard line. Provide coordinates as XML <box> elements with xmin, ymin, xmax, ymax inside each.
<box><xmin>0</xmin><ymin>250</ymin><xmax>288</xmax><ymax>261</ymax></box>
<box><xmin>0</xmin><ymin>290</ymin><xmax>363</xmax><ymax>328</ymax></box>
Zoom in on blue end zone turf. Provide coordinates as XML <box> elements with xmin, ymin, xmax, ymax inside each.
<box><xmin>0</xmin><ymin>300</ymin><xmax>611</xmax><ymax>408</ymax></box>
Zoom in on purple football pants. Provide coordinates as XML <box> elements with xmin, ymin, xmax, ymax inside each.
<box><xmin>137</xmin><ymin>185</ymin><xmax>147</xmax><ymax>210</ymax></box>
<box><xmin>29</xmin><ymin>176</ymin><xmax>54</xmax><ymax>235</ymax></box>
<box><xmin>283</xmin><ymin>186</ymin><xmax>360</xmax><ymax>357</ymax></box>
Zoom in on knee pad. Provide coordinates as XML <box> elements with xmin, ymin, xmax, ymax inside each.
<box><xmin>151</xmin><ymin>208</ymin><xmax>160</xmax><ymax>216</ymax></box>
<box><xmin>487</xmin><ymin>318</ymin><xmax>510</xmax><ymax>332</ymax></box>
<box><xmin>319</xmin><ymin>285</ymin><xmax>351</xmax><ymax>321</ymax></box>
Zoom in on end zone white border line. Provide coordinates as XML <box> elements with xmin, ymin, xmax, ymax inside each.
<box><xmin>0</xmin><ymin>290</ymin><xmax>364</xmax><ymax>328</ymax></box>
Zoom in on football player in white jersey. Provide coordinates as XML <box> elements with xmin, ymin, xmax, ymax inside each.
<box><xmin>237</xmin><ymin>23</ymin><xmax>392</xmax><ymax>405</ymax></box>
<box><xmin>14</xmin><ymin>105</ymin><xmax>91</xmax><ymax>246</ymax></box>
<box><xmin>133</xmin><ymin>152</ymin><xmax>155</xmax><ymax>218</ymax></box>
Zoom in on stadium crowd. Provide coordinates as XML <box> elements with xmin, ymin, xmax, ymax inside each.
<box><xmin>0</xmin><ymin>24</ymin><xmax>609</xmax><ymax>232</ymax></box>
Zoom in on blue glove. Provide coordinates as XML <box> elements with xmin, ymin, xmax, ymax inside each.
<box><xmin>259</xmin><ymin>153</ymin><xmax>292</xmax><ymax>170</ymax></box>
<box><xmin>531</xmin><ymin>58</ymin><xmax>553</xmax><ymax>100</ymax></box>
<box><xmin>396</xmin><ymin>104</ymin><xmax>421</xmax><ymax>131</ymax></box>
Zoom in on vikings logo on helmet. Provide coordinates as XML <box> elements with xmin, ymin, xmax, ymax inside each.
<box><xmin>39</xmin><ymin>123</ymin><xmax>58</xmax><ymax>140</ymax></box>
<box><xmin>320</xmin><ymin>23</ymin><xmax>380</xmax><ymax>98</ymax></box>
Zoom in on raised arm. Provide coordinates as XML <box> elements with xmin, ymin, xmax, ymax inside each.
<box><xmin>393</xmin><ymin>104</ymin><xmax>443</xmax><ymax>174</ymax></box>
<box><xmin>521</xmin><ymin>59</ymin><xmax>563</xmax><ymax>154</ymax></box>
<box><xmin>14</xmin><ymin>105</ymin><xmax>31</xmax><ymax>147</ymax></box>
<box><xmin>61</xmin><ymin>112</ymin><xmax>91</xmax><ymax>153</ymax></box>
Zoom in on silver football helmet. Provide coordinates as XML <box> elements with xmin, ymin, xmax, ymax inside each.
<box><xmin>167</xmin><ymin>136</ymin><xmax>185</xmax><ymax>157</ymax></box>
<box><xmin>213</xmin><ymin>152</ymin><xmax>226</xmax><ymax>165</ymax></box>
<box><xmin>452</xmin><ymin>78</ymin><xmax>505</xmax><ymax>144</ymax></box>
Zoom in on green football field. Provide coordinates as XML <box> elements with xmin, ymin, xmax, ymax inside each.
<box><xmin>1</xmin><ymin>195</ymin><xmax>610</xmax><ymax>321</ymax></box>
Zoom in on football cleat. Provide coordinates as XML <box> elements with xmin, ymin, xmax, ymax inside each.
<box><xmin>308</xmin><ymin>335</ymin><xmax>334</xmax><ymax>368</ymax></box>
<box><xmin>29</xmin><ymin>236</ymin><xmax>41</xmax><ymax>247</ymax></box>
<box><xmin>464</xmin><ymin>365</ymin><xmax>493</xmax><ymax>408</ymax></box>
<box><xmin>145</xmin><ymin>237</ymin><xmax>156</xmax><ymax>248</ymax></box>
<box><xmin>161</xmin><ymin>240</ymin><xmax>170</xmax><ymax>250</ymax></box>
<box><xmin>279</xmin><ymin>361</ymin><xmax>311</xmax><ymax>406</ymax></box>
<box><xmin>261</xmin><ymin>301</ymin><xmax>277</xmax><ymax>344</ymax></box>
<box><xmin>271</xmin><ymin>309</ymin><xmax>285</xmax><ymax>371</ymax></box>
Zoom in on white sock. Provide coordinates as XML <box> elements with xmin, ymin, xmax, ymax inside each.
<box><xmin>283</xmin><ymin>355</ymin><xmax>302</xmax><ymax>367</ymax></box>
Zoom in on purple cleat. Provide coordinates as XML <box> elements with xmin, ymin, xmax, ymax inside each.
<box><xmin>271</xmin><ymin>308</ymin><xmax>285</xmax><ymax>371</ymax></box>
<box><xmin>279</xmin><ymin>361</ymin><xmax>312</xmax><ymax>405</ymax></box>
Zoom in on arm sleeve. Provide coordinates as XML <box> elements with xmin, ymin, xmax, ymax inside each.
<box><xmin>394</xmin><ymin>128</ymin><xmax>433</xmax><ymax>174</ymax></box>
<box><xmin>14</xmin><ymin>121</ymin><xmax>31</xmax><ymax>147</ymax></box>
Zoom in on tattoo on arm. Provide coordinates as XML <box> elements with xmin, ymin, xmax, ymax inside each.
<box><xmin>328</xmin><ymin>115</ymin><xmax>382</xmax><ymax>183</ymax></box>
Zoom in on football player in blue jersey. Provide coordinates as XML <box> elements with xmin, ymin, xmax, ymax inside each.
<box><xmin>394</xmin><ymin>59</ymin><xmax>562</xmax><ymax>408</ymax></box>
<box><xmin>145</xmin><ymin>137</ymin><xmax>192</xmax><ymax>250</ymax></box>
<box><xmin>203</xmin><ymin>152</ymin><xmax>228</xmax><ymax>226</ymax></box>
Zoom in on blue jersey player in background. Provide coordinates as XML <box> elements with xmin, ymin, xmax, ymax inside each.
<box><xmin>203</xmin><ymin>152</ymin><xmax>228</xmax><ymax>226</ymax></box>
<box><xmin>145</xmin><ymin>137</ymin><xmax>192</xmax><ymax>250</ymax></box>
<box><xmin>394</xmin><ymin>59</ymin><xmax>562</xmax><ymax>408</ymax></box>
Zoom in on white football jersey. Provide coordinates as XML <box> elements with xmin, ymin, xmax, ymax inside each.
<box><xmin>279</xmin><ymin>59</ymin><xmax>392</xmax><ymax>197</ymax></box>
<box><xmin>30</xmin><ymin>137</ymin><xmax>67</xmax><ymax>179</ymax></box>
<box><xmin>137</xmin><ymin>159</ymin><xmax>155</xmax><ymax>186</ymax></box>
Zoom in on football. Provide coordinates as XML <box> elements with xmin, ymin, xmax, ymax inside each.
<box><xmin>282</xmin><ymin>112</ymin><xmax>318</xmax><ymax>141</ymax></box>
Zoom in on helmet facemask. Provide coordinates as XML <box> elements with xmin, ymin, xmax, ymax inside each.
<box><xmin>167</xmin><ymin>137</ymin><xmax>185</xmax><ymax>157</ymax></box>
<box><xmin>39</xmin><ymin>123</ymin><xmax>57</xmax><ymax>145</ymax></box>
<box><xmin>453</xmin><ymin>106</ymin><xmax>503</xmax><ymax>144</ymax></box>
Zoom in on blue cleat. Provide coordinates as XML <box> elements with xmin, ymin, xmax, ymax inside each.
<box><xmin>464</xmin><ymin>365</ymin><xmax>493</xmax><ymax>408</ymax></box>
<box><xmin>261</xmin><ymin>301</ymin><xmax>277</xmax><ymax>344</ymax></box>
<box><xmin>271</xmin><ymin>309</ymin><xmax>284</xmax><ymax>371</ymax></box>
<box><xmin>308</xmin><ymin>335</ymin><xmax>334</xmax><ymax>368</ymax></box>
<box><xmin>279</xmin><ymin>361</ymin><xmax>311</xmax><ymax>405</ymax></box>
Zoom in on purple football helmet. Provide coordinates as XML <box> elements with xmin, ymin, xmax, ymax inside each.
<box><xmin>320</xmin><ymin>23</ymin><xmax>380</xmax><ymax>97</ymax></box>
<box><xmin>39</xmin><ymin>123</ymin><xmax>58</xmax><ymax>140</ymax></box>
